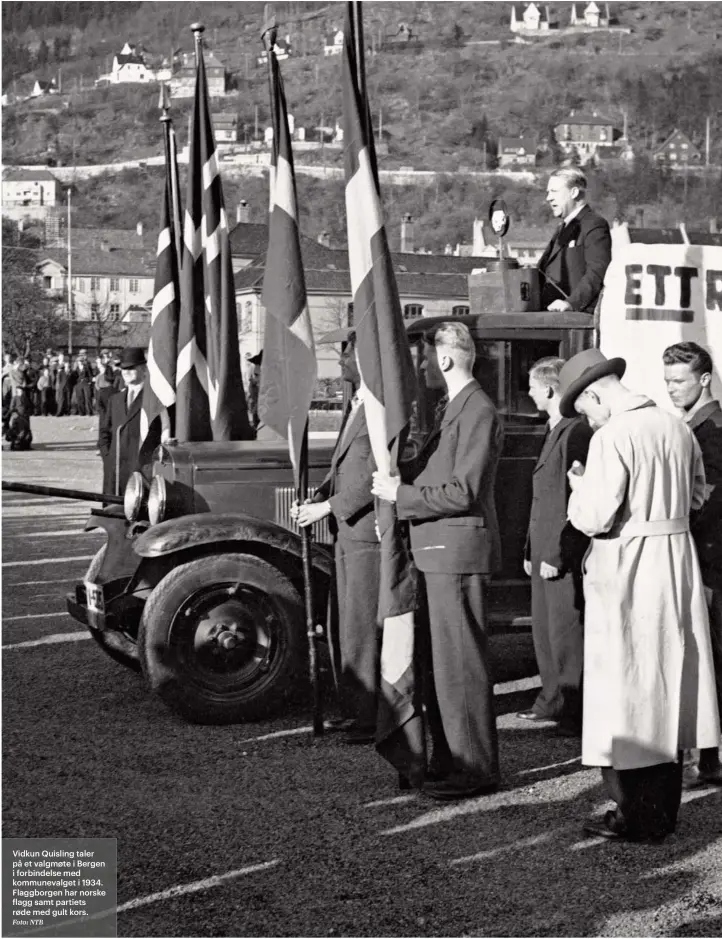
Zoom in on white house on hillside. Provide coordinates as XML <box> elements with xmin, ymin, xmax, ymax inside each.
<box><xmin>31</xmin><ymin>78</ymin><xmax>58</xmax><ymax>97</ymax></box>
<box><xmin>2</xmin><ymin>168</ymin><xmax>58</xmax><ymax>221</ymax></box>
<box><xmin>324</xmin><ymin>29</ymin><xmax>344</xmax><ymax>55</ymax></box>
<box><xmin>510</xmin><ymin>3</ymin><xmax>555</xmax><ymax>32</ymax></box>
<box><xmin>570</xmin><ymin>2</ymin><xmax>611</xmax><ymax>27</ymax></box>
<box><xmin>111</xmin><ymin>42</ymin><xmax>154</xmax><ymax>83</ymax></box>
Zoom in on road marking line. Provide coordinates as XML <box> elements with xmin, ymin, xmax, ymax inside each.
<box><xmin>115</xmin><ymin>860</ymin><xmax>282</xmax><ymax>914</ymax></box>
<box><xmin>3</xmin><ymin>611</ymin><xmax>69</xmax><ymax>622</ymax></box>
<box><xmin>517</xmin><ymin>756</ymin><xmax>582</xmax><ymax>776</ymax></box>
<box><xmin>3</xmin><ymin>632</ymin><xmax>90</xmax><ymax>650</ymax></box>
<box><xmin>12</xmin><ymin>529</ymin><xmax>101</xmax><ymax>538</ymax></box>
<box><xmin>236</xmin><ymin>726</ymin><xmax>314</xmax><ymax>743</ymax></box>
<box><xmin>4</xmin><ymin>578</ymin><xmax>77</xmax><ymax>587</ymax></box>
<box><xmin>451</xmin><ymin>832</ymin><xmax>558</xmax><ymax>864</ymax></box>
<box><xmin>2</xmin><ymin>555</ymin><xmax>94</xmax><ymax>567</ymax></box>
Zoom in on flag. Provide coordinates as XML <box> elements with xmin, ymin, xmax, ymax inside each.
<box><xmin>260</xmin><ymin>28</ymin><xmax>317</xmax><ymax>488</ymax></box>
<box><xmin>141</xmin><ymin>118</ymin><xmax>180</xmax><ymax>443</ymax></box>
<box><xmin>342</xmin><ymin>1</ymin><xmax>425</xmax><ymax>783</ymax></box>
<box><xmin>175</xmin><ymin>48</ymin><xmax>252</xmax><ymax>442</ymax></box>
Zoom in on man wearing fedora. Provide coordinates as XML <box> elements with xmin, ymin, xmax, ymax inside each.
<box><xmin>99</xmin><ymin>347</ymin><xmax>158</xmax><ymax>496</ymax></box>
<box><xmin>537</xmin><ymin>167</ymin><xmax>611</xmax><ymax>314</ymax></box>
<box><xmin>291</xmin><ymin>328</ymin><xmax>381</xmax><ymax>744</ymax></box>
<box><xmin>559</xmin><ymin>348</ymin><xmax>720</xmax><ymax>842</ymax></box>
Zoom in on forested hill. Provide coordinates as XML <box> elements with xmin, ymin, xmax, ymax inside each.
<box><xmin>2</xmin><ymin>2</ymin><xmax>722</xmax><ymax>250</ymax></box>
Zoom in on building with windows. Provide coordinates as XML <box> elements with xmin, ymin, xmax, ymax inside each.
<box><xmin>171</xmin><ymin>50</ymin><xmax>227</xmax><ymax>98</ymax></box>
<box><xmin>554</xmin><ymin>110</ymin><xmax>619</xmax><ymax>161</ymax></box>
<box><xmin>498</xmin><ymin>136</ymin><xmax>538</xmax><ymax>168</ymax></box>
<box><xmin>324</xmin><ymin>29</ymin><xmax>344</xmax><ymax>55</ymax></box>
<box><xmin>652</xmin><ymin>129</ymin><xmax>702</xmax><ymax>168</ymax></box>
<box><xmin>2</xmin><ymin>168</ymin><xmax>58</xmax><ymax>221</ymax></box>
<box><xmin>35</xmin><ymin>227</ymin><xmax>155</xmax><ymax>348</ymax></box>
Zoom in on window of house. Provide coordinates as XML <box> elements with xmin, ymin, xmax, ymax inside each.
<box><xmin>76</xmin><ymin>279</ymin><xmax>85</xmax><ymax>293</ymax></box>
<box><xmin>90</xmin><ymin>277</ymin><xmax>100</xmax><ymax>291</ymax></box>
<box><xmin>403</xmin><ymin>303</ymin><xmax>424</xmax><ymax>318</ymax></box>
<box><xmin>90</xmin><ymin>303</ymin><xmax>99</xmax><ymax>320</ymax></box>
<box><xmin>452</xmin><ymin>305</ymin><xmax>470</xmax><ymax>316</ymax></box>
<box><xmin>109</xmin><ymin>277</ymin><xmax>120</xmax><ymax>292</ymax></box>
<box><xmin>110</xmin><ymin>303</ymin><xmax>121</xmax><ymax>321</ymax></box>
<box><xmin>43</xmin><ymin>276</ymin><xmax>52</xmax><ymax>290</ymax></box>
<box><xmin>129</xmin><ymin>278</ymin><xmax>139</xmax><ymax>293</ymax></box>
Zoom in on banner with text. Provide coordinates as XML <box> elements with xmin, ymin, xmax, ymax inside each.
<box><xmin>599</xmin><ymin>243</ymin><xmax>722</xmax><ymax>408</ymax></box>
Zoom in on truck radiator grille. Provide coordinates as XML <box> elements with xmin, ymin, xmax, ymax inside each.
<box><xmin>274</xmin><ymin>487</ymin><xmax>334</xmax><ymax>545</ymax></box>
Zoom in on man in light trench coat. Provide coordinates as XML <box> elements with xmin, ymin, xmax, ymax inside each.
<box><xmin>560</xmin><ymin>349</ymin><xmax>720</xmax><ymax>842</ymax></box>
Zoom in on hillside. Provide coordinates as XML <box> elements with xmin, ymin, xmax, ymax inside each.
<box><xmin>3</xmin><ymin>1</ymin><xmax>722</xmax><ymax>249</ymax></box>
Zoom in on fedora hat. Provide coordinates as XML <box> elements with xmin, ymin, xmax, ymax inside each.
<box><xmin>319</xmin><ymin>326</ymin><xmax>356</xmax><ymax>344</ymax></box>
<box><xmin>558</xmin><ymin>349</ymin><xmax>626</xmax><ymax>418</ymax></box>
<box><xmin>118</xmin><ymin>346</ymin><xmax>147</xmax><ymax>369</ymax></box>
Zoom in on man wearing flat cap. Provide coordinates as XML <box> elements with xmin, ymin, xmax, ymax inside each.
<box><xmin>291</xmin><ymin>328</ymin><xmax>381</xmax><ymax>744</ymax></box>
<box><xmin>98</xmin><ymin>347</ymin><xmax>159</xmax><ymax>496</ymax></box>
<box><xmin>559</xmin><ymin>348</ymin><xmax>720</xmax><ymax>842</ymax></box>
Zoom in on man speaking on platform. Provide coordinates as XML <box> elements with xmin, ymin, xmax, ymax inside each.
<box><xmin>538</xmin><ymin>167</ymin><xmax>611</xmax><ymax>314</ymax></box>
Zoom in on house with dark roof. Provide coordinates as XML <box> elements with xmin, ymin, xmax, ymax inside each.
<box><xmin>36</xmin><ymin>229</ymin><xmax>156</xmax><ymax>328</ymax></box>
<box><xmin>324</xmin><ymin>29</ymin><xmax>344</xmax><ymax>56</ymax></box>
<box><xmin>258</xmin><ymin>36</ymin><xmax>293</xmax><ymax>65</ymax></box>
<box><xmin>30</xmin><ymin>78</ymin><xmax>58</xmax><ymax>98</ymax></box>
<box><xmin>111</xmin><ymin>42</ymin><xmax>154</xmax><ymax>83</ymax></box>
<box><xmin>213</xmin><ymin>113</ymin><xmax>239</xmax><ymax>144</ymax></box>
<box><xmin>510</xmin><ymin>3</ymin><xmax>558</xmax><ymax>32</ymax></box>
<box><xmin>171</xmin><ymin>50</ymin><xmax>227</xmax><ymax>98</ymax></box>
<box><xmin>231</xmin><ymin>217</ymin><xmax>485</xmax><ymax>376</ymax></box>
<box><xmin>652</xmin><ymin>129</ymin><xmax>702</xmax><ymax>168</ymax></box>
<box><xmin>554</xmin><ymin>110</ymin><xmax>619</xmax><ymax>162</ymax></box>
<box><xmin>498</xmin><ymin>136</ymin><xmax>537</xmax><ymax>167</ymax></box>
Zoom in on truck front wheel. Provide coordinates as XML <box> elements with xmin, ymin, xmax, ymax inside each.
<box><xmin>138</xmin><ymin>553</ymin><xmax>305</xmax><ymax>724</ymax></box>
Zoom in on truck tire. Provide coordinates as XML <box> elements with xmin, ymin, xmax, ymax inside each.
<box><xmin>138</xmin><ymin>553</ymin><xmax>305</xmax><ymax>724</ymax></box>
<box><xmin>85</xmin><ymin>546</ymin><xmax>140</xmax><ymax>672</ymax></box>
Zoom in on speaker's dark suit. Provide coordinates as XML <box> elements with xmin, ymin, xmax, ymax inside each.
<box><xmin>98</xmin><ymin>386</ymin><xmax>158</xmax><ymax>497</ymax></box>
<box><xmin>314</xmin><ymin>400</ymin><xmax>380</xmax><ymax>728</ymax></box>
<box><xmin>396</xmin><ymin>379</ymin><xmax>503</xmax><ymax>785</ymax></box>
<box><xmin>538</xmin><ymin>204</ymin><xmax>611</xmax><ymax>313</ymax></box>
<box><xmin>524</xmin><ymin>416</ymin><xmax>592</xmax><ymax>728</ymax></box>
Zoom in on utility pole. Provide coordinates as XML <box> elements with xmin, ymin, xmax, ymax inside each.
<box><xmin>67</xmin><ymin>189</ymin><xmax>73</xmax><ymax>355</ymax></box>
<box><xmin>254</xmin><ymin>104</ymin><xmax>259</xmax><ymax>142</ymax></box>
<box><xmin>706</xmin><ymin>115</ymin><xmax>711</xmax><ymax>167</ymax></box>
<box><xmin>378</xmin><ymin>105</ymin><xmax>383</xmax><ymax>145</ymax></box>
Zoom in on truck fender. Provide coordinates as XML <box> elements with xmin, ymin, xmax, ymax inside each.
<box><xmin>132</xmin><ymin>512</ymin><xmax>334</xmax><ymax>579</ymax></box>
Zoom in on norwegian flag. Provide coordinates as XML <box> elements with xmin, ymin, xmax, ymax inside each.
<box><xmin>141</xmin><ymin>114</ymin><xmax>180</xmax><ymax>443</ymax></box>
<box><xmin>342</xmin><ymin>1</ymin><xmax>425</xmax><ymax>783</ymax></box>
<box><xmin>175</xmin><ymin>48</ymin><xmax>252</xmax><ymax>442</ymax></box>
<box><xmin>260</xmin><ymin>27</ymin><xmax>317</xmax><ymax>488</ymax></box>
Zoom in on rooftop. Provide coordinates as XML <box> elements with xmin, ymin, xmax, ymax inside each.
<box><xmin>3</xmin><ymin>167</ymin><xmax>58</xmax><ymax>182</ymax></box>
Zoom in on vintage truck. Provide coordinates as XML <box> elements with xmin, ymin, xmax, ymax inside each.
<box><xmin>65</xmin><ymin>309</ymin><xmax>596</xmax><ymax>724</ymax></box>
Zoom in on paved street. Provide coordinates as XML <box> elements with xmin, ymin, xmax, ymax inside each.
<box><xmin>2</xmin><ymin>418</ymin><xmax>722</xmax><ymax>937</ymax></box>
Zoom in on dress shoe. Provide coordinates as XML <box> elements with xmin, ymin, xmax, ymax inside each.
<box><xmin>516</xmin><ymin>709</ymin><xmax>556</xmax><ymax>723</ymax></box>
<box><xmin>682</xmin><ymin>763</ymin><xmax>722</xmax><ymax>790</ymax></box>
<box><xmin>421</xmin><ymin>778</ymin><xmax>499</xmax><ymax>802</ymax></box>
<box><xmin>583</xmin><ymin>810</ymin><xmax>666</xmax><ymax>843</ymax></box>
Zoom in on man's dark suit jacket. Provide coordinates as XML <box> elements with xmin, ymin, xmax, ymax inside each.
<box><xmin>98</xmin><ymin>386</ymin><xmax>158</xmax><ymax>497</ymax></box>
<box><xmin>689</xmin><ymin>400</ymin><xmax>722</xmax><ymax>589</ymax></box>
<box><xmin>396</xmin><ymin>380</ymin><xmax>503</xmax><ymax>574</ymax></box>
<box><xmin>537</xmin><ymin>204</ymin><xmax>611</xmax><ymax>313</ymax></box>
<box><xmin>525</xmin><ymin>416</ymin><xmax>593</xmax><ymax>572</ymax></box>
<box><xmin>314</xmin><ymin>402</ymin><xmax>377</xmax><ymax>542</ymax></box>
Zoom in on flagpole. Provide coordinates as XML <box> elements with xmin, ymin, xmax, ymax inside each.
<box><xmin>159</xmin><ymin>82</ymin><xmax>183</xmax><ymax>265</ymax></box>
<box><xmin>191</xmin><ymin>22</ymin><xmax>205</xmax><ymax>67</ymax></box>
<box><xmin>262</xmin><ymin>14</ymin><xmax>323</xmax><ymax>737</ymax></box>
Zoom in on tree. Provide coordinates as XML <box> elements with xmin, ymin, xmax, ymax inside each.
<box><xmin>2</xmin><ymin>221</ymin><xmax>65</xmax><ymax>356</ymax></box>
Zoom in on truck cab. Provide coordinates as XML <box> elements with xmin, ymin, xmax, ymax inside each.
<box><xmin>67</xmin><ymin>310</ymin><xmax>595</xmax><ymax>724</ymax></box>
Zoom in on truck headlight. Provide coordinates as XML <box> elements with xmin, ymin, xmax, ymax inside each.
<box><xmin>148</xmin><ymin>475</ymin><xmax>167</xmax><ymax>526</ymax></box>
<box><xmin>124</xmin><ymin>472</ymin><xmax>148</xmax><ymax>522</ymax></box>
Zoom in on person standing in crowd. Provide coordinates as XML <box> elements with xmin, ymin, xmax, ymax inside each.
<box><xmin>98</xmin><ymin>347</ymin><xmax>158</xmax><ymax>496</ymax></box>
<box><xmin>37</xmin><ymin>366</ymin><xmax>56</xmax><ymax>416</ymax></box>
<box><xmin>291</xmin><ymin>328</ymin><xmax>381</xmax><ymax>745</ymax></box>
<box><xmin>518</xmin><ymin>357</ymin><xmax>592</xmax><ymax>736</ymax></box>
<box><xmin>663</xmin><ymin>341</ymin><xmax>722</xmax><ymax>788</ymax></box>
<box><xmin>2</xmin><ymin>352</ymin><xmax>14</xmax><ymax>412</ymax></box>
<box><xmin>72</xmin><ymin>349</ymin><xmax>94</xmax><ymax>416</ymax></box>
<box><xmin>55</xmin><ymin>355</ymin><xmax>75</xmax><ymax>416</ymax></box>
<box><xmin>245</xmin><ymin>351</ymin><xmax>262</xmax><ymax>431</ymax></box>
<box><xmin>560</xmin><ymin>349</ymin><xmax>720</xmax><ymax>842</ymax></box>
<box><xmin>95</xmin><ymin>363</ymin><xmax>119</xmax><ymax>458</ymax></box>
<box><xmin>373</xmin><ymin>322</ymin><xmax>503</xmax><ymax>801</ymax></box>
<box><xmin>537</xmin><ymin>167</ymin><xmax>611</xmax><ymax>313</ymax></box>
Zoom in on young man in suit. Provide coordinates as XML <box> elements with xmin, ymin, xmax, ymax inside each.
<box><xmin>538</xmin><ymin>167</ymin><xmax>611</xmax><ymax>314</ymax></box>
<box><xmin>292</xmin><ymin>328</ymin><xmax>381</xmax><ymax>744</ymax></box>
<box><xmin>98</xmin><ymin>347</ymin><xmax>158</xmax><ymax>497</ymax></box>
<box><xmin>663</xmin><ymin>341</ymin><xmax>722</xmax><ymax>788</ymax></box>
<box><xmin>373</xmin><ymin>322</ymin><xmax>503</xmax><ymax>800</ymax></box>
<box><xmin>519</xmin><ymin>356</ymin><xmax>592</xmax><ymax>736</ymax></box>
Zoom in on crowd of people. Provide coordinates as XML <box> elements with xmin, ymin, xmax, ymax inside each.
<box><xmin>1</xmin><ymin>347</ymin><xmax>126</xmax><ymax>450</ymax></box>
